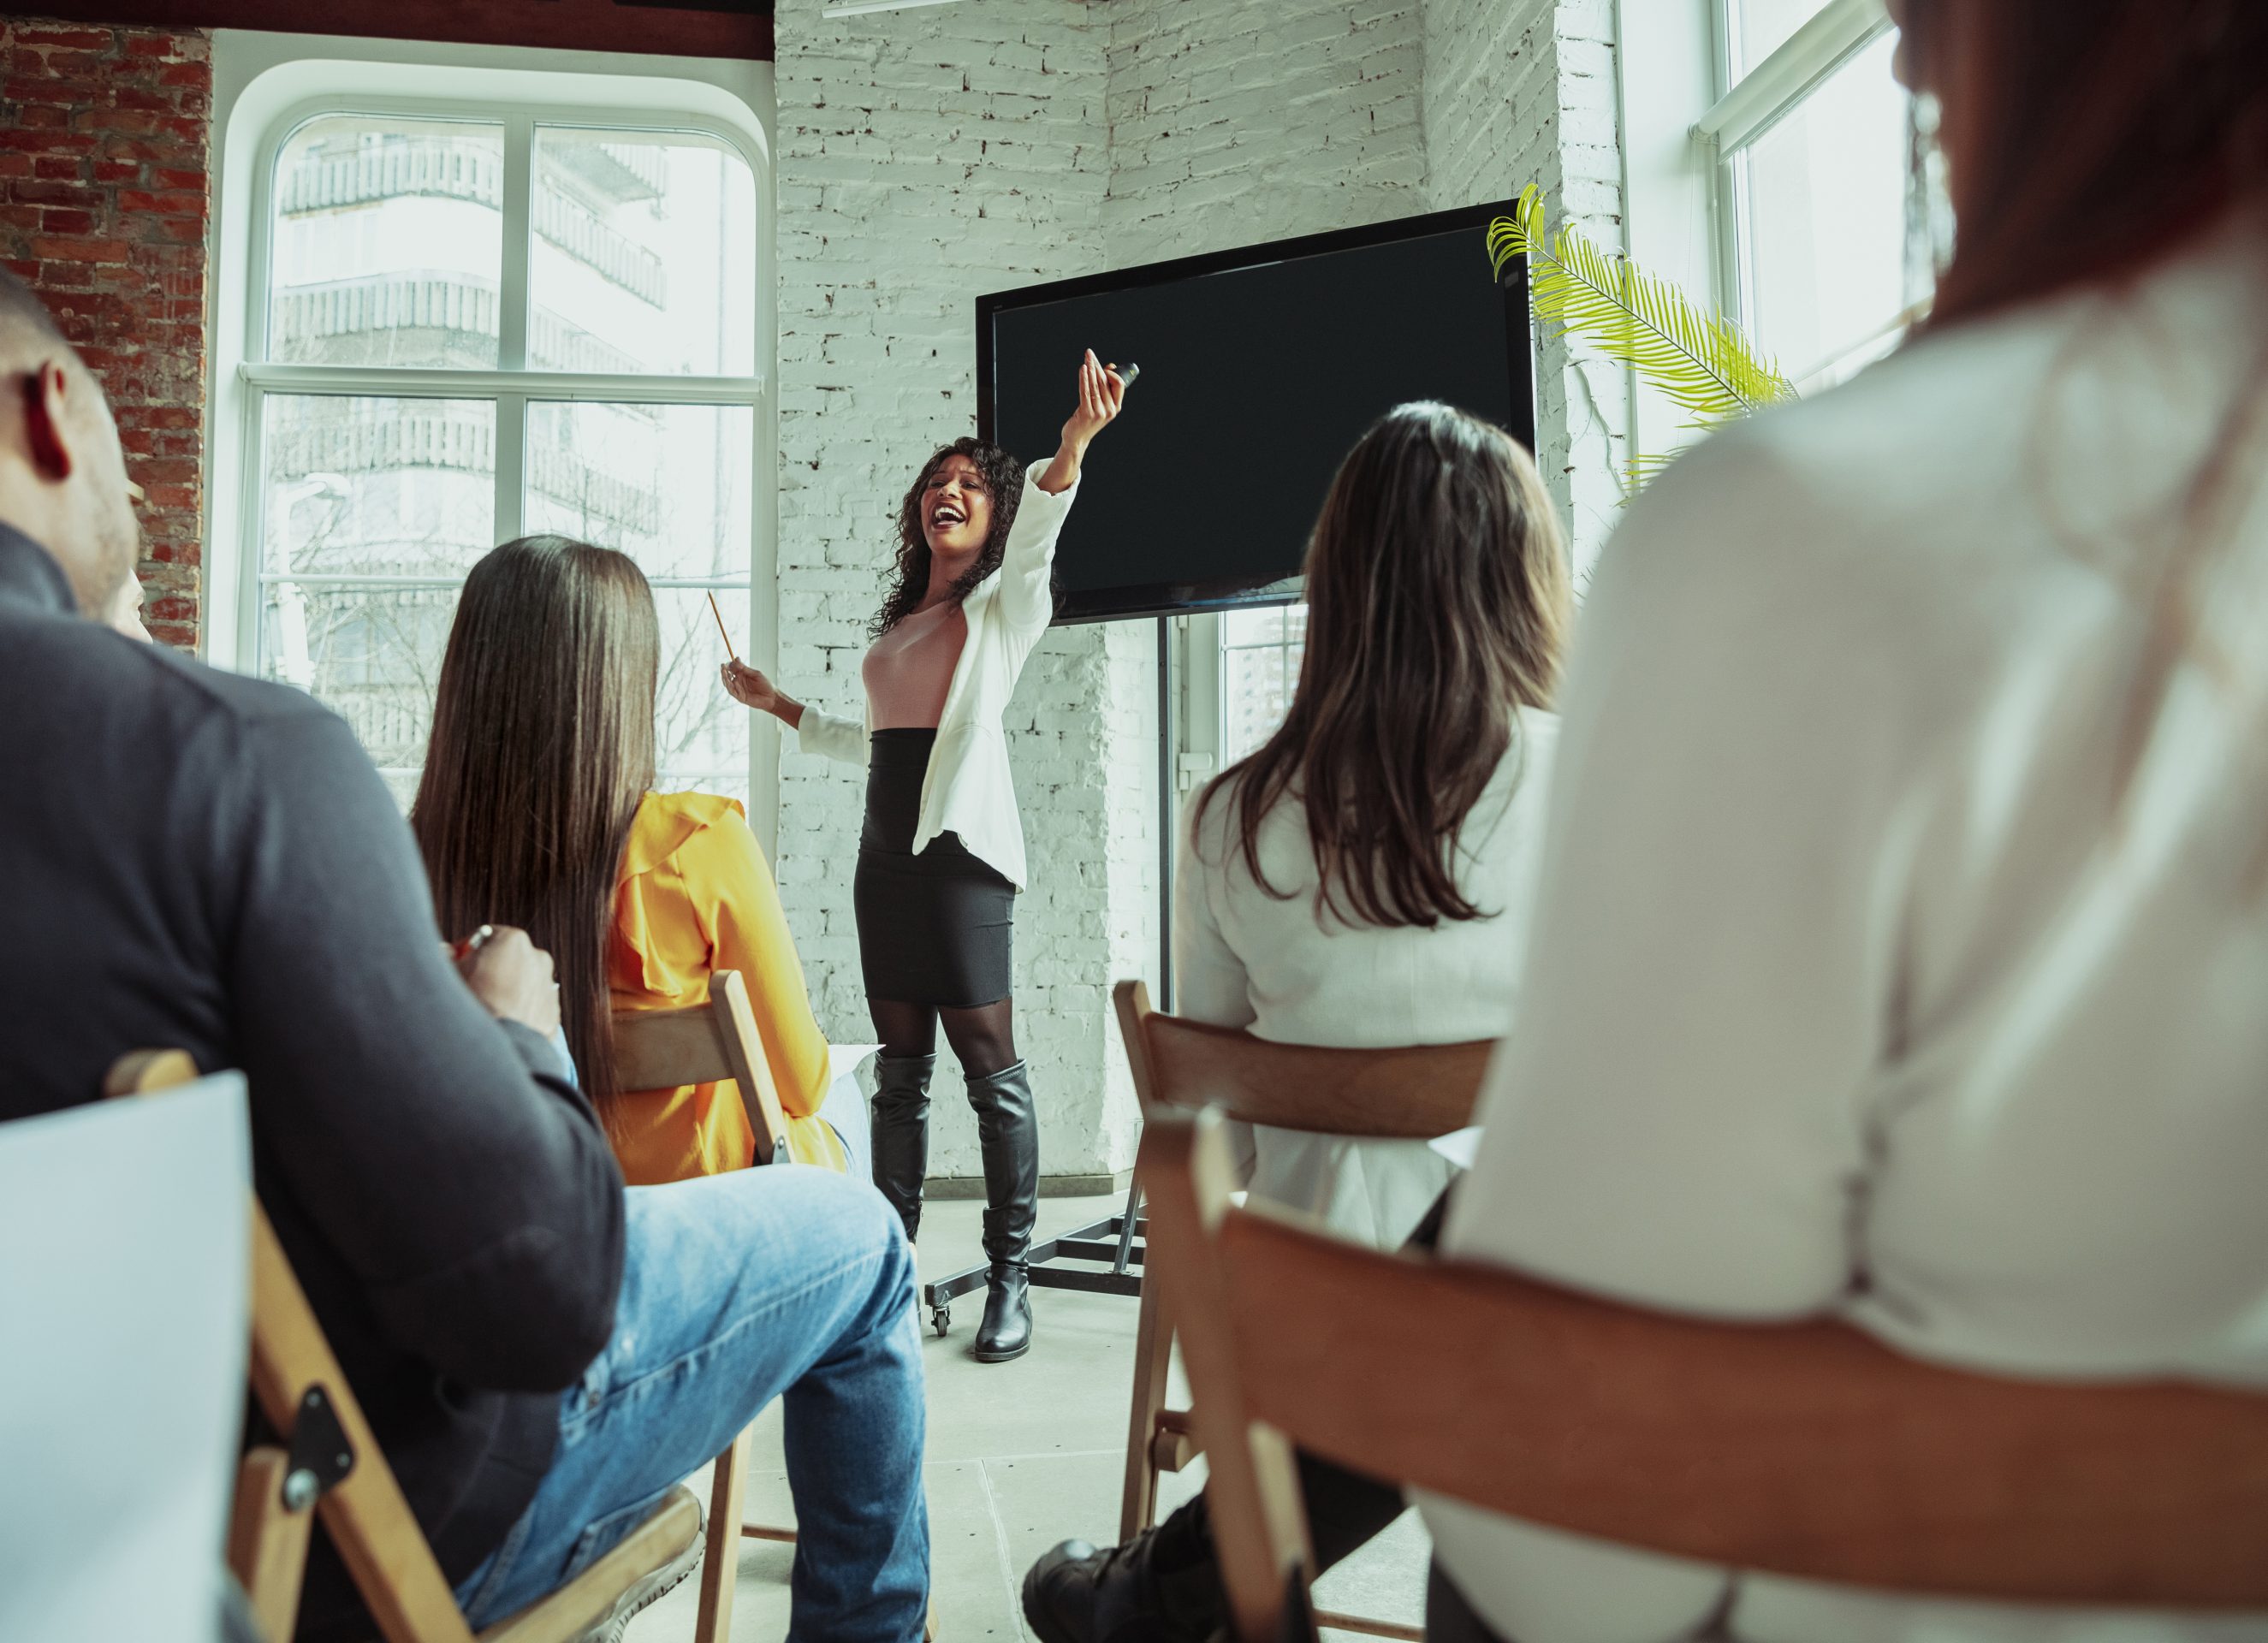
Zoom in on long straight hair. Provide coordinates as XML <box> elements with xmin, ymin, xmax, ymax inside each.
<box><xmin>1197</xmin><ymin>402</ymin><xmax>1571</xmax><ymax>929</ymax></box>
<box><xmin>413</xmin><ymin>536</ymin><xmax>660</xmax><ymax>1123</ymax></box>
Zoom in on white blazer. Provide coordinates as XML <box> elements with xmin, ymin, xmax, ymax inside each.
<box><xmin>1422</xmin><ymin>219</ymin><xmax>2268</xmax><ymax>1642</ymax></box>
<box><xmin>795</xmin><ymin>461</ymin><xmax>1078</xmax><ymax>891</ymax></box>
<box><xmin>1175</xmin><ymin>711</ymin><xmax>1559</xmax><ymax>1249</ymax></box>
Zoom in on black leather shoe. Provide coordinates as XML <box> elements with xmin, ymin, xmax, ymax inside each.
<box><xmin>975</xmin><ymin>1261</ymin><xmax>1032</xmax><ymax>1362</ymax></box>
<box><xmin>870</xmin><ymin>1052</ymin><xmax>935</xmax><ymax>1244</ymax></box>
<box><xmin>1021</xmin><ymin>1532</ymin><xmax>1223</xmax><ymax>1643</ymax></box>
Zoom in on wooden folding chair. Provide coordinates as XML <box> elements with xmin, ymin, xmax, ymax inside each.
<box><xmin>612</xmin><ymin>969</ymin><xmax>790</xmax><ymax>1168</ymax></box>
<box><xmin>104</xmin><ymin>1051</ymin><xmax>709</xmax><ymax>1643</ymax></box>
<box><xmin>1141</xmin><ymin>1106</ymin><xmax>2268</xmax><ymax>1643</ymax></box>
<box><xmin>1112</xmin><ymin>979</ymin><xmax>1490</xmax><ymax>1641</ymax></box>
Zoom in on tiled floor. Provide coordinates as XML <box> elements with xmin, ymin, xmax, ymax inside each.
<box><xmin>626</xmin><ymin>1193</ymin><xmax>1433</xmax><ymax>1641</ymax></box>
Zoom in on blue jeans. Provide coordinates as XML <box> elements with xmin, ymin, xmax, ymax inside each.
<box><xmin>453</xmin><ymin>1166</ymin><xmax>928</xmax><ymax>1640</ymax></box>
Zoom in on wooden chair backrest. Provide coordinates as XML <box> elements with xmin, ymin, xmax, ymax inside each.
<box><xmin>1138</xmin><ymin>1108</ymin><xmax>2268</xmax><ymax>1643</ymax></box>
<box><xmin>1113</xmin><ymin>979</ymin><xmax>1488</xmax><ymax>1136</ymax></box>
<box><xmin>611</xmin><ymin>970</ymin><xmax>789</xmax><ymax>1166</ymax></box>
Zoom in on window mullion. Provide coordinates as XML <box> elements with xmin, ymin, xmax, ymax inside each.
<box><xmin>499</xmin><ymin>113</ymin><xmax>534</xmax><ymax>374</ymax></box>
<box><xmin>496</xmin><ymin>392</ymin><xmax>527</xmax><ymax>545</ymax></box>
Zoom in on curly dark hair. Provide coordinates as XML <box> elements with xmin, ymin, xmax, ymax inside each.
<box><xmin>870</xmin><ymin>437</ymin><xmax>1030</xmax><ymax>638</ymax></box>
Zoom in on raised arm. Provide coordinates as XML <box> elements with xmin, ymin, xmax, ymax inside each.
<box><xmin>1000</xmin><ymin>348</ymin><xmax>1126</xmax><ymax>631</ymax></box>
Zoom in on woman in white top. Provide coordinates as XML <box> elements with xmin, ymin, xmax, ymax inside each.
<box><xmin>722</xmin><ymin>350</ymin><xmax>1125</xmax><ymax>1362</ymax></box>
<box><xmin>1020</xmin><ymin>400</ymin><xmax>1570</xmax><ymax>1643</ymax></box>
<box><xmin>1176</xmin><ymin>400</ymin><xmax>1569</xmax><ymax>1249</ymax></box>
<box><xmin>1421</xmin><ymin>3</ymin><xmax>2268</xmax><ymax>1639</ymax></box>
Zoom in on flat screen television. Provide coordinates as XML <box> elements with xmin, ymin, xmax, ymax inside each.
<box><xmin>977</xmin><ymin>201</ymin><xmax>1534</xmax><ymax>625</ymax></box>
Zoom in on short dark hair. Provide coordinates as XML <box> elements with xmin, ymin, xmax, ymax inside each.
<box><xmin>0</xmin><ymin>266</ymin><xmax>70</xmax><ymax>354</ymax></box>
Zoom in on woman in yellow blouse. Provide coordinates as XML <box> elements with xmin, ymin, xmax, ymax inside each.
<box><xmin>413</xmin><ymin>533</ymin><xmax>850</xmax><ymax>1183</ymax></box>
<box><xmin>611</xmin><ymin>788</ymin><xmax>848</xmax><ymax>1179</ymax></box>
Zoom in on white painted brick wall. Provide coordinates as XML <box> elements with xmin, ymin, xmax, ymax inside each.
<box><xmin>771</xmin><ymin>0</ymin><xmax>1624</xmax><ymax>1185</ymax></box>
<box><xmin>1101</xmin><ymin>0</ymin><xmax>1428</xmax><ymax>264</ymax></box>
<box><xmin>774</xmin><ymin>0</ymin><xmax>1117</xmax><ymax>1183</ymax></box>
<box><xmin>1424</xmin><ymin>0</ymin><xmax>1630</xmax><ymax>572</ymax></box>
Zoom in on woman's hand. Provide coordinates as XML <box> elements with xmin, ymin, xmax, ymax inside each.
<box><xmin>1040</xmin><ymin>348</ymin><xmax>1126</xmax><ymax>494</ymax></box>
<box><xmin>721</xmin><ymin>659</ymin><xmax>804</xmax><ymax>728</ymax></box>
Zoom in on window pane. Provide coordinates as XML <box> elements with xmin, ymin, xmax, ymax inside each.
<box><xmin>260</xmin><ymin>585</ymin><xmax>459</xmax><ymax>806</ymax></box>
<box><xmin>1221</xmin><ymin>602</ymin><xmax>1306</xmax><ymax>764</ymax></box>
<box><xmin>1737</xmin><ymin>31</ymin><xmax>1911</xmax><ymax>384</ymax></box>
<box><xmin>269</xmin><ymin>116</ymin><xmax>503</xmax><ymax>368</ymax></box>
<box><xmin>1730</xmin><ymin>0</ymin><xmax>1833</xmax><ymax>80</ymax></box>
<box><xmin>530</xmin><ymin>127</ymin><xmax>757</xmax><ymax>377</ymax></box>
<box><xmin>653</xmin><ymin>589</ymin><xmax>751</xmax><ymax>801</ymax></box>
<box><xmin>261</xmin><ymin>396</ymin><xmax>496</xmax><ymax>578</ymax></box>
<box><xmin>523</xmin><ymin>401</ymin><xmax>753</xmax><ymax>578</ymax></box>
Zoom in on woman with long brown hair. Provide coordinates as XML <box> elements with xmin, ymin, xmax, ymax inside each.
<box><xmin>1410</xmin><ymin>4</ymin><xmax>2268</xmax><ymax>1640</ymax></box>
<box><xmin>721</xmin><ymin>350</ymin><xmax>1125</xmax><ymax>1362</ymax></box>
<box><xmin>1179</xmin><ymin>400</ymin><xmax>1569</xmax><ymax>1246</ymax></box>
<box><xmin>415</xmin><ymin>534</ymin><xmax>852</xmax><ymax>1183</ymax></box>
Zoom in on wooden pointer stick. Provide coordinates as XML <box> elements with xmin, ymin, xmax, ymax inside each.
<box><xmin>706</xmin><ymin>590</ymin><xmax>739</xmax><ymax>662</ymax></box>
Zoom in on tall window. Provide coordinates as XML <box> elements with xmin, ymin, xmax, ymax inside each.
<box><xmin>1219</xmin><ymin>604</ymin><xmax>1307</xmax><ymax>764</ymax></box>
<box><xmin>246</xmin><ymin>104</ymin><xmax>762</xmax><ymax>805</ymax></box>
<box><xmin>1699</xmin><ymin>0</ymin><xmax>1922</xmax><ymax>389</ymax></box>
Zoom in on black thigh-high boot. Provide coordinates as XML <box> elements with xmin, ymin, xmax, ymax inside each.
<box><xmin>965</xmin><ymin>1059</ymin><xmax>1038</xmax><ymax>1362</ymax></box>
<box><xmin>870</xmin><ymin>1052</ymin><xmax>935</xmax><ymax>1244</ymax></box>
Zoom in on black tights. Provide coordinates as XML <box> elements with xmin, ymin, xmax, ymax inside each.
<box><xmin>870</xmin><ymin>995</ymin><xmax>1020</xmax><ymax>1080</ymax></box>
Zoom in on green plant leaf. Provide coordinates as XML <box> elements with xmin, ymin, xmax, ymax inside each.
<box><xmin>1490</xmin><ymin>186</ymin><xmax>1796</xmax><ymax>444</ymax></box>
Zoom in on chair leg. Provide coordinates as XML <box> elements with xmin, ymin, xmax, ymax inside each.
<box><xmin>695</xmin><ymin>1427</ymin><xmax>753</xmax><ymax>1643</ymax></box>
<box><xmin>229</xmin><ymin>1446</ymin><xmax>313</xmax><ymax>1643</ymax></box>
<box><xmin>1119</xmin><ymin>1266</ymin><xmax>1177</xmax><ymax>1540</ymax></box>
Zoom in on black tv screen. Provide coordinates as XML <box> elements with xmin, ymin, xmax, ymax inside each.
<box><xmin>978</xmin><ymin>202</ymin><xmax>1534</xmax><ymax>625</ymax></box>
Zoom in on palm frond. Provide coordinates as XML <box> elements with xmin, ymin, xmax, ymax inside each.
<box><xmin>1490</xmin><ymin>185</ymin><xmax>1796</xmax><ymax>436</ymax></box>
<box><xmin>1620</xmin><ymin>449</ymin><xmax>1682</xmax><ymax>497</ymax></box>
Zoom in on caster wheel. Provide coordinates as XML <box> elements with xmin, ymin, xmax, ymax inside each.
<box><xmin>931</xmin><ymin>1305</ymin><xmax>951</xmax><ymax>1338</ymax></box>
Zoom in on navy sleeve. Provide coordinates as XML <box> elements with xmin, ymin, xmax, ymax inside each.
<box><xmin>217</xmin><ymin>703</ymin><xmax>626</xmax><ymax>1392</ymax></box>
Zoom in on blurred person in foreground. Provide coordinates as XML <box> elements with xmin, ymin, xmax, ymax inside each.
<box><xmin>1416</xmin><ymin>3</ymin><xmax>2268</xmax><ymax>1640</ymax></box>
<box><xmin>0</xmin><ymin>270</ymin><xmax>927</xmax><ymax>1642</ymax></box>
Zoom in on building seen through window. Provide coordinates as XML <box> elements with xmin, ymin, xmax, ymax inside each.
<box><xmin>1220</xmin><ymin>603</ymin><xmax>1307</xmax><ymax>765</ymax></box>
<box><xmin>255</xmin><ymin>112</ymin><xmax>758</xmax><ymax>805</ymax></box>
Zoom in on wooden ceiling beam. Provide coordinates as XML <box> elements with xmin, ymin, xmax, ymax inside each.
<box><xmin>14</xmin><ymin>0</ymin><xmax>775</xmax><ymax>62</ymax></box>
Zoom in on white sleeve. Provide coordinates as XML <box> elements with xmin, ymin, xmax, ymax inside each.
<box><xmin>1445</xmin><ymin>434</ymin><xmax>1922</xmax><ymax>1320</ymax></box>
<box><xmin>1171</xmin><ymin>786</ymin><xmax>1257</xmax><ymax>1029</ymax></box>
<box><xmin>792</xmin><ymin>705</ymin><xmax>869</xmax><ymax>766</ymax></box>
<box><xmin>995</xmin><ymin>461</ymin><xmax>1078</xmax><ymax>635</ymax></box>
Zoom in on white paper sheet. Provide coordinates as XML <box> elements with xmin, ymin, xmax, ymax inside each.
<box><xmin>0</xmin><ymin>1076</ymin><xmax>251</xmax><ymax>1643</ymax></box>
<box><xmin>1428</xmin><ymin>1124</ymin><xmax>1482</xmax><ymax>1171</ymax></box>
<box><xmin>828</xmin><ymin>1041</ymin><xmax>881</xmax><ymax>1088</ymax></box>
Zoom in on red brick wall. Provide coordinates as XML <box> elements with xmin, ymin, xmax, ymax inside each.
<box><xmin>0</xmin><ymin>17</ymin><xmax>210</xmax><ymax>649</ymax></box>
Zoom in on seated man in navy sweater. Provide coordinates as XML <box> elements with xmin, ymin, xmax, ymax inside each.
<box><xmin>0</xmin><ymin>270</ymin><xmax>929</xmax><ymax>1643</ymax></box>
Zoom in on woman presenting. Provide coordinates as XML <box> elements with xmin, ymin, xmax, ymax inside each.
<box><xmin>724</xmin><ymin>348</ymin><xmax>1125</xmax><ymax>1362</ymax></box>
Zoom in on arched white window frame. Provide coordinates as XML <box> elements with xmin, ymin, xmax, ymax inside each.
<box><xmin>205</xmin><ymin>39</ymin><xmax>778</xmax><ymax>839</ymax></box>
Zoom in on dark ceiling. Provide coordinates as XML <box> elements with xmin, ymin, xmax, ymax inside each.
<box><xmin>12</xmin><ymin>0</ymin><xmax>775</xmax><ymax>60</ymax></box>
